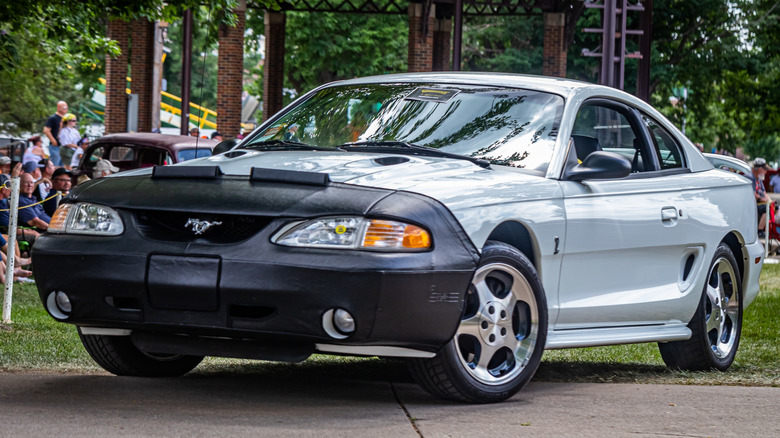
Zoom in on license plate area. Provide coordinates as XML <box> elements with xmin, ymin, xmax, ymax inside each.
<box><xmin>147</xmin><ymin>255</ymin><xmax>220</xmax><ymax>311</ymax></box>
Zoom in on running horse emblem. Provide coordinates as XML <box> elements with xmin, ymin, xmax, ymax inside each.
<box><xmin>185</xmin><ymin>218</ymin><xmax>223</xmax><ymax>235</ymax></box>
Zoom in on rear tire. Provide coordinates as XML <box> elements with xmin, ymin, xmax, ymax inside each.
<box><xmin>409</xmin><ymin>241</ymin><xmax>547</xmax><ymax>403</ymax></box>
<box><xmin>78</xmin><ymin>328</ymin><xmax>203</xmax><ymax>377</ymax></box>
<box><xmin>658</xmin><ymin>242</ymin><xmax>743</xmax><ymax>371</ymax></box>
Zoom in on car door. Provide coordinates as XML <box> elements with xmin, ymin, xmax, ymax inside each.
<box><xmin>555</xmin><ymin>99</ymin><xmax>696</xmax><ymax>329</ymax></box>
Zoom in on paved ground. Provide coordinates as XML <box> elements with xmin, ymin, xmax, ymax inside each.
<box><xmin>0</xmin><ymin>371</ymin><xmax>777</xmax><ymax>437</ymax></box>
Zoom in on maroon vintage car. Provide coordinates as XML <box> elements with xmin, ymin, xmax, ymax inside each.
<box><xmin>74</xmin><ymin>133</ymin><xmax>218</xmax><ymax>179</ymax></box>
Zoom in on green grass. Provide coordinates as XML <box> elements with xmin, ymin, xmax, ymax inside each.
<box><xmin>2</xmin><ymin>265</ymin><xmax>779</xmax><ymax>387</ymax></box>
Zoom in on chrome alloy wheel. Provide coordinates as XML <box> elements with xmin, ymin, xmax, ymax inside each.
<box><xmin>705</xmin><ymin>255</ymin><xmax>741</xmax><ymax>359</ymax></box>
<box><xmin>455</xmin><ymin>262</ymin><xmax>539</xmax><ymax>385</ymax></box>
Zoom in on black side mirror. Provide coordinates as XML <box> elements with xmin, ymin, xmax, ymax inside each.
<box><xmin>212</xmin><ymin>139</ymin><xmax>239</xmax><ymax>155</ymax></box>
<box><xmin>565</xmin><ymin>151</ymin><xmax>632</xmax><ymax>181</ymax></box>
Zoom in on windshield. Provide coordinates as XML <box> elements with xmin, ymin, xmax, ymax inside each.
<box><xmin>178</xmin><ymin>148</ymin><xmax>214</xmax><ymax>162</ymax></box>
<box><xmin>247</xmin><ymin>83</ymin><xmax>564</xmax><ymax>172</ymax></box>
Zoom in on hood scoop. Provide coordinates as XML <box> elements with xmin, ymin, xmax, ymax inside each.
<box><xmin>372</xmin><ymin>156</ymin><xmax>410</xmax><ymax>166</ymax></box>
<box><xmin>223</xmin><ymin>150</ymin><xmax>249</xmax><ymax>159</ymax></box>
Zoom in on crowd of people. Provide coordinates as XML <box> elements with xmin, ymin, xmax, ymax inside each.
<box><xmin>0</xmin><ymin>100</ymin><xmax>120</xmax><ymax>284</ymax></box>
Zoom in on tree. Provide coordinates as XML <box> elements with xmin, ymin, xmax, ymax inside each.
<box><xmin>0</xmin><ymin>0</ymin><xmax>274</xmax><ymax>135</ymax></box>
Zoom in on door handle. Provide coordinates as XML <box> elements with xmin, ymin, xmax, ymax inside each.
<box><xmin>661</xmin><ymin>206</ymin><xmax>679</xmax><ymax>224</ymax></box>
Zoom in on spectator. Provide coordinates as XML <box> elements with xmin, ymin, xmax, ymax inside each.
<box><xmin>0</xmin><ymin>171</ymin><xmax>41</xmax><ymax>245</ymax></box>
<box><xmin>283</xmin><ymin>124</ymin><xmax>299</xmax><ymax>142</ymax></box>
<box><xmin>42</xmin><ymin>101</ymin><xmax>68</xmax><ymax>166</ymax></box>
<box><xmin>189</xmin><ymin>127</ymin><xmax>200</xmax><ymax>137</ymax></box>
<box><xmin>93</xmin><ymin>159</ymin><xmax>119</xmax><ymax>179</ymax></box>
<box><xmin>18</xmin><ymin>173</ymin><xmax>51</xmax><ymax>231</ymax></box>
<box><xmin>23</xmin><ymin>136</ymin><xmax>47</xmax><ymax>164</ymax></box>
<box><xmin>0</xmin><ymin>156</ymin><xmax>10</xmax><ymax>175</ymax></box>
<box><xmin>211</xmin><ymin>131</ymin><xmax>223</xmax><ymax>141</ymax></box>
<box><xmin>43</xmin><ymin>168</ymin><xmax>72</xmax><ymax>217</ymax></box>
<box><xmin>58</xmin><ymin>113</ymin><xmax>80</xmax><ymax>169</ymax></box>
<box><xmin>750</xmin><ymin>158</ymin><xmax>772</xmax><ymax>235</ymax></box>
<box><xmin>22</xmin><ymin>160</ymin><xmax>43</xmax><ymax>181</ymax></box>
<box><xmin>770</xmin><ymin>171</ymin><xmax>780</xmax><ymax>194</ymax></box>
<box><xmin>34</xmin><ymin>159</ymin><xmax>56</xmax><ymax>201</ymax></box>
<box><xmin>70</xmin><ymin>137</ymin><xmax>89</xmax><ymax>169</ymax></box>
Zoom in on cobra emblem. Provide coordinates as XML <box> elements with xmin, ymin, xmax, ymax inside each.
<box><xmin>185</xmin><ymin>218</ymin><xmax>223</xmax><ymax>235</ymax></box>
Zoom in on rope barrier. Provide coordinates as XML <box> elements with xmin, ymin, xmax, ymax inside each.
<box><xmin>0</xmin><ymin>192</ymin><xmax>60</xmax><ymax>212</ymax></box>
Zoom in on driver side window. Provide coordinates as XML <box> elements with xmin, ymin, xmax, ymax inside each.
<box><xmin>572</xmin><ymin>104</ymin><xmax>639</xmax><ymax>165</ymax></box>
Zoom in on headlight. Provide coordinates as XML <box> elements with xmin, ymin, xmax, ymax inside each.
<box><xmin>272</xmin><ymin>216</ymin><xmax>431</xmax><ymax>251</ymax></box>
<box><xmin>47</xmin><ymin>202</ymin><xmax>124</xmax><ymax>236</ymax></box>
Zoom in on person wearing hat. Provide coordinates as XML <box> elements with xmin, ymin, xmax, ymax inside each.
<box><xmin>58</xmin><ymin>113</ymin><xmax>81</xmax><ymax>170</ymax></box>
<box><xmin>93</xmin><ymin>159</ymin><xmax>119</xmax><ymax>179</ymax></box>
<box><xmin>43</xmin><ymin>168</ymin><xmax>73</xmax><ymax>216</ymax></box>
<box><xmin>0</xmin><ymin>171</ymin><xmax>42</xmax><ymax>249</ymax></box>
<box><xmin>0</xmin><ymin>156</ymin><xmax>11</xmax><ymax>175</ymax></box>
<box><xmin>189</xmin><ymin>127</ymin><xmax>200</xmax><ymax>137</ymax></box>
<box><xmin>211</xmin><ymin>131</ymin><xmax>223</xmax><ymax>141</ymax></box>
<box><xmin>750</xmin><ymin>157</ymin><xmax>772</xmax><ymax>234</ymax></box>
<box><xmin>21</xmin><ymin>160</ymin><xmax>43</xmax><ymax>180</ymax></box>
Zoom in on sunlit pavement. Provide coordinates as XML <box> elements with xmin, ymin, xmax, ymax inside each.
<box><xmin>0</xmin><ymin>372</ymin><xmax>777</xmax><ymax>437</ymax></box>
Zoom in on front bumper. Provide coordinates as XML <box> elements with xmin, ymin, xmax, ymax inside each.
<box><xmin>33</xmin><ymin>180</ymin><xmax>479</xmax><ymax>356</ymax></box>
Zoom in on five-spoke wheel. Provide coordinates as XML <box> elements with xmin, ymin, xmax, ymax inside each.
<box><xmin>409</xmin><ymin>241</ymin><xmax>547</xmax><ymax>403</ymax></box>
<box><xmin>659</xmin><ymin>242</ymin><xmax>743</xmax><ymax>371</ymax></box>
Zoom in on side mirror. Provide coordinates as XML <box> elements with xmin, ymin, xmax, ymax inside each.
<box><xmin>212</xmin><ymin>139</ymin><xmax>239</xmax><ymax>155</ymax></box>
<box><xmin>565</xmin><ymin>151</ymin><xmax>631</xmax><ymax>181</ymax></box>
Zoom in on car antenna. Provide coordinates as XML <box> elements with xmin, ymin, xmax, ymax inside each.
<box><xmin>194</xmin><ymin>7</ymin><xmax>214</xmax><ymax>158</ymax></box>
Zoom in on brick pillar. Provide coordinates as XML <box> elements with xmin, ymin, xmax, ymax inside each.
<box><xmin>105</xmin><ymin>19</ymin><xmax>130</xmax><ymax>134</ymax></box>
<box><xmin>543</xmin><ymin>12</ymin><xmax>567</xmax><ymax>78</ymax></box>
<box><xmin>263</xmin><ymin>11</ymin><xmax>285</xmax><ymax>122</ymax></box>
<box><xmin>432</xmin><ymin>18</ymin><xmax>451</xmax><ymax>71</ymax></box>
<box><xmin>131</xmin><ymin>19</ymin><xmax>155</xmax><ymax>132</ymax></box>
<box><xmin>217</xmin><ymin>6</ymin><xmax>246</xmax><ymax>139</ymax></box>
<box><xmin>408</xmin><ymin>3</ymin><xmax>435</xmax><ymax>72</ymax></box>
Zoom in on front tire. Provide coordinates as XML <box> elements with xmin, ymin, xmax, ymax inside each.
<box><xmin>78</xmin><ymin>328</ymin><xmax>203</xmax><ymax>377</ymax></box>
<box><xmin>659</xmin><ymin>242</ymin><xmax>743</xmax><ymax>371</ymax></box>
<box><xmin>409</xmin><ymin>241</ymin><xmax>548</xmax><ymax>403</ymax></box>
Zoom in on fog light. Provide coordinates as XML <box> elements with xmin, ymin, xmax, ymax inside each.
<box><xmin>333</xmin><ymin>309</ymin><xmax>355</xmax><ymax>334</ymax></box>
<box><xmin>55</xmin><ymin>291</ymin><xmax>72</xmax><ymax>313</ymax></box>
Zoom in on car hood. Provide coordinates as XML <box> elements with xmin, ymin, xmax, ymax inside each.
<box><xmin>100</xmin><ymin>150</ymin><xmax>553</xmax><ymax>220</ymax></box>
<box><xmin>167</xmin><ymin>150</ymin><xmax>547</xmax><ymax>204</ymax></box>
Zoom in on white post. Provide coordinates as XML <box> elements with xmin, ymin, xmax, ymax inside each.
<box><xmin>2</xmin><ymin>176</ymin><xmax>21</xmax><ymax>323</ymax></box>
<box><xmin>766</xmin><ymin>202</ymin><xmax>771</xmax><ymax>258</ymax></box>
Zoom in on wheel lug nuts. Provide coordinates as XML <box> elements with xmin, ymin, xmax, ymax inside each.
<box><xmin>481</xmin><ymin>321</ymin><xmax>488</xmax><ymax>329</ymax></box>
<box><xmin>500</xmin><ymin>310</ymin><xmax>507</xmax><ymax>319</ymax></box>
<box><xmin>488</xmin><ymin>306</ymin><xmax>494</xmax><ymax>314</ymax></box>
<box><xmin>501</xmin><ymin>327</ymin><xmax>507</xmax><ymax>336</ymax></box>
<box><xmin>489</xmin><ymin>334</ymin><xmax>495</xmax><ymax>342</ymax></box>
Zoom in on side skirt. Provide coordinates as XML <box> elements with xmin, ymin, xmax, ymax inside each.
<box><xmin>545</xmin><ymin>323</ymin><xmax>691</xmax><ymax>349</ymax></box>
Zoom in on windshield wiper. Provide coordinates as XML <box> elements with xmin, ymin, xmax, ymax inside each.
<box><xmin>340</xmin><ymin>141</ymin><xmax>491</xmax><ymax>169</ymax></box>
<box><xmin>241</xmin><ymin>140</ymin><xmax>333</xmax><ymax>151</ymax></box>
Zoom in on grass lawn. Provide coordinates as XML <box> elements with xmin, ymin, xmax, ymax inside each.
<box><xmin>2</xmin><ymin>264</ymin><xmax>778</xmax><ymax>387</ymax></box>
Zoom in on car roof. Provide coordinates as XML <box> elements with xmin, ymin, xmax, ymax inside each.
<box><xmin>332</xmin><ymin>72</ymin><xmax>610</xmax><ymax>97</ymax></box>
<box><xmin>92</xmin><ymin>133</ymin><xmax>218</xmax><ymax>150</ymax></box>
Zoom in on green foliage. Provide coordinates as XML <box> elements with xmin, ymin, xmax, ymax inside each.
<box><xmin>265</xmin><ymin>11</ymin><xmax>407</xmax><ymax>96</ymax></box>
<box><xmin>163</xmin><ymin>7</ymin><xmax>221</xmax><ymax>112</ymax></box>
<box><xmin>0</xmin><ymin>28</ymin><xmax>92</xmax><ymax>135</ymax></box>
<box><xmin>0</xmin><ymin>0</ymin><xmax>276</xmax><ymax>134</ymax></box>
<box><xmin>462</xmin><ymin>15</ymin><xmax>543</xmax><ymax>74</ymax></box>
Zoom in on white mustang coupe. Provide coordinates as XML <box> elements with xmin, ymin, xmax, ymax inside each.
<box><xmin>34</xmin><ymin>73</ymin><xmax>763</xmax><ymax>403</ymax></box>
